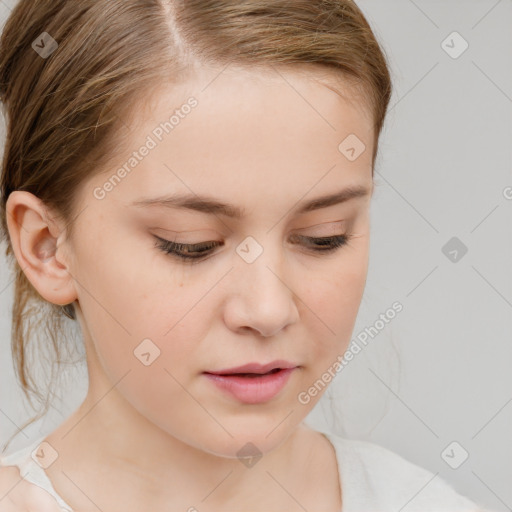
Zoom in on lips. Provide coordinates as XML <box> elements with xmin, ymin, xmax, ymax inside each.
<box><xmin>203</xmin><ymin>360</ymin><xmax>299</xmax><ymax>403</ymax></box>
<box><xmin>203</xmin><ymin>367</ymin><xmax>297</xmax><ymax>404</ymax></box>
<box><xmin>204</xmin><ymin>359</ymin><xmax>297</xmax><ymax>376</ymax></box>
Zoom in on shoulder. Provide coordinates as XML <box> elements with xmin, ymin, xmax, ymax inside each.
<box><xmin>1</xmin><ymin>438</ymin><xmax>74</xmax><ymax>511</ymax></box>
<box><xmin>323</xmin><ymin>431</ymin><xmax>486</xmax><ymax>512</ymax></box>
<box><xmin>0</xmin><ymin>440</ymin><xmax>39</xmax><ymax>467</ymax></box>
<box><xmin>0</xmin><ymin>437</ymin><xmax>51</xmax><ymax>486</ymax></box>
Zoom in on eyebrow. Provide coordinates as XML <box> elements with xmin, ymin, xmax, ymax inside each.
<box><xmin>130</xmin><ymin>185</ymin><xmax>371</xmax><ymax>219</ymax></box>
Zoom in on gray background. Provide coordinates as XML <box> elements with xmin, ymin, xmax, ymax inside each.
<box><xmin>0</xmin><ymin>1</ymin><xmax>510</xmax><ymax>511</ymax></box>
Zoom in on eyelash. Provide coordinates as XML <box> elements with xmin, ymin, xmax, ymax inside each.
<box><xmin>153</xmin><ymin>233</ymin><xmax>353</xmax><ymax>264</ymax></box>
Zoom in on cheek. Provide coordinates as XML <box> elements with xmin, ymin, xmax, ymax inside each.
<box><xmin>106</xmin><ymin>356</ymin><xmax>201</xmax><ymax>441</ymax></box>
<box><xmin>71</xmin><ymin>223</ymin><xmax>207</xmax><ymax>377</ymax></box>
<box><xmin>302</xmin><ymin>253</ymin><xmax>368</xmax><ymax>355</ymax></box>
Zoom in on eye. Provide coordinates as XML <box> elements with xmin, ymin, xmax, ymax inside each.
<box><xmin>153</xmin><ymin>236</ymin><xmax>222</xmax><ymax>265</ymax></box>
<box><xmin>153</xmin><ymin>233</ymin><xmax>353</xmax><ymax>264</ymax></box>
<box><xmin>289</xmin><ymin>233</ymin><xmax>352</xmax><ymax>252</ymax></box>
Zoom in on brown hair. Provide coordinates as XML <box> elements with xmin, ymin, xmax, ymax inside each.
<box><xmin>0</xmin><ymin>0</ymin><xmax>392</xmax><ymax>452</ymax></box>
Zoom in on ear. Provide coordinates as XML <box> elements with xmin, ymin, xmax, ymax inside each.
<box><xmin>5</xmin><ymin>191</ymin><xmax>77</xmax><ymax>306</ymax></box>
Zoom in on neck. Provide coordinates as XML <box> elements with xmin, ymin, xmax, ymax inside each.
<box><xmin>47</xmin><ymin>386</ymin><xmax>313</xmax><ymax>511</ymax></box>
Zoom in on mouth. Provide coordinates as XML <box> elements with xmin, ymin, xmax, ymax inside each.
<box><xmin>219</xmin><ymin>368</ymin><xmax>283</xmax><ymax>378</ymax></box>
<box><xmin>205</xmin><ymin>368</ymin><xmax>284</xmax><ymax>378</ymax></box>
<box><xmin>203</xmin><ymin>367</ymin><xmax>297</xmax><ymax>404</ymax></box>
<box><xmin>204</xmin><ymin>360</ymin><xmax>298</xmax><ymax>376</ymax></box>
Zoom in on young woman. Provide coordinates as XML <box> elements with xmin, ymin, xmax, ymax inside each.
<box><xmin>0</xmin><ymin>1</ymin><xmax>490</xmax><ymax>510</ymax></box>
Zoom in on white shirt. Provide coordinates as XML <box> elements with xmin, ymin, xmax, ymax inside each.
<box><xmin>0</xmin><ymin>429</ymin><xmax>489</xmax><ymax>511</ymax></box>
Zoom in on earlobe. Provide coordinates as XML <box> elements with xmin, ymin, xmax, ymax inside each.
<box><xmin>5</xmin><ymin>191</ymin><xmax>77</xmax><ymax>306</ymax></box>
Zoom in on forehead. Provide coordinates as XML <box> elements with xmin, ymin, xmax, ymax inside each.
<box><xmin>150</xmin><ymin>64</ymin><xmax>370</xmax><ymax>129</ymax></box>
<box><xmin>127</xmin><ymin>63</ymin><xmax>372</xmax><ymax>149</ymax></box>
<box><xmin>80</xmin><ymin>65</ymin><xmax>374</xmax><ymax>214</ymax></box>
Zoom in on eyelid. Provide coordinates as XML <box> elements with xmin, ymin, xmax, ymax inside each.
<box><xmin>152</xmin><ymin>220</ymin><xmax>348</xmax><ymax>237</ymax></box>
<box><xmin>151</xmin><ymin>227</ymin><xmax>221</xmax><ymax>240</ymax></box>
<box><xmin>294</xmin><ymin>219</ymin><xmax>347</xmax><ymax>235</ymax></box>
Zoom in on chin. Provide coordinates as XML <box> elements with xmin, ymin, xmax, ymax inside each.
<box><xmin>182</xmin><ymin>419</ymin><xmax>298</xmax><ymax>460</ymax></box>
<box><xmin>198</xmin><ymin>434</ymin><xmax>288</xmax><ymax>460</ymax></box>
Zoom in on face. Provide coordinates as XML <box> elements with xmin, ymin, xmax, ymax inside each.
<box><xmin>33</xmin><ymin>66</ymin><xmax>374</xmax><ymax>458</ymax></box>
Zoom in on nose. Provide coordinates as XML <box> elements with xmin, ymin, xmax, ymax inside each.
<box><xmin>223</xmin><ymin>247</ymin><xmax>300</xmax><ymax>338</ymax></box>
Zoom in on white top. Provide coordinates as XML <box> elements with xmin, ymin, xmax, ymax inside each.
<box><xmin>0</xmin><ymin>429</ymin><xmax>487</xmax><ymax>512</ymax></box>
